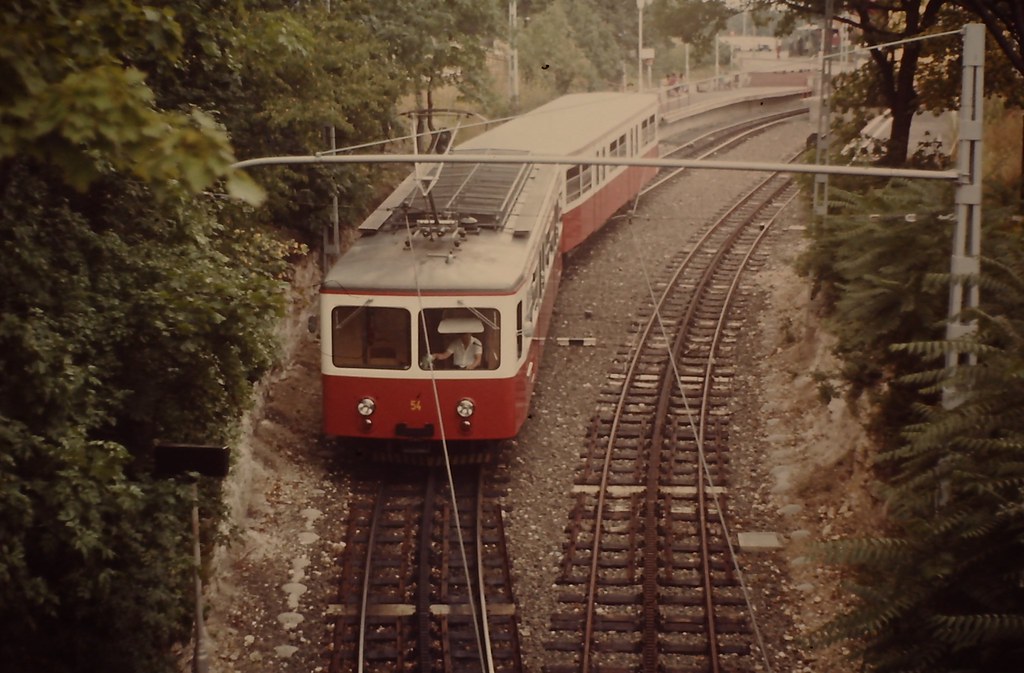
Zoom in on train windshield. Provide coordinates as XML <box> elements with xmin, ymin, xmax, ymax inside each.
<box><xmin>331</xmin><ymin>305</ymin><xmax>411</xmax><ymax>369</ymax></box>
<box><xmin>419</xmin><ymin>307</ymin><xmax>500</xmax><ymax>371</ymax></box>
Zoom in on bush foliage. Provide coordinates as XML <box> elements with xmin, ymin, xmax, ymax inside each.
<box><xmin>802</xmin><ymin>174</ymin><xmax>1024</xmax><ymax>670</ymax></box>
<box><xmin>0</xmin><ymin>1</ymin><xmax>409</xmax><ymax>670</ymax></box>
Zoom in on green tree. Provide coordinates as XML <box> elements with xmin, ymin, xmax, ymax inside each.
<box><xmin>764</xmin><ymin>0</ymin><xmax>951</xmax><ymax>165</ymax></box>
<box><xmin>651</xmin><ymin>0</ymin><xmax>733</xmax><ymax>54</ymax></box>
<box><xmin>0</xmin><ymin>1</ymin><xmax>401</xmax><ymax>670</ymax></box>
<box><xmin>0</xmin><ymin>0</ymin><xmax>257</xmax><ymax>199</ymax></box>
<box><xmin>564</xmin><ymin>0</ymin><xmax>632</xmax><ymax>87</ymax></box>
<box><xmin>518</xmin><ymin>0</ymin><xmax>603</xmax><ymax>94</ymax></box>
<box><xmin>361</xmin><ymin>0</ymin><xmax>500</xmax><ymax>141</ymax></box>
<box><xmin>128</xmin><ymin>0</ymin><xmax>401</xmax><ymax>237</ymax></box>
<box><xmin>955</xmin><ymin>0</ymin><xmax>1024</xmax><ymax>73</ymax></box>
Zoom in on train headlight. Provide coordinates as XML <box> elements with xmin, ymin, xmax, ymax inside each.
<box><xmin>456</xmin><ymin>398</ymin><xmax>475</xmax><ymax>418</ymax></box>
<box><xmin>356</xmin><ymin>397</ymin><xmax>376</xmax><ymax>417</ymax></box>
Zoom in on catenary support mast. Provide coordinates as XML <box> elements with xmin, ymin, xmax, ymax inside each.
<box><xmin>944</xmin><ymin>22</ymin><xmax>985</xmax><ymax>393</ymax></box>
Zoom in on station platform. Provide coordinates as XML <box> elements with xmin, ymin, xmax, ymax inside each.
<box><xmin>659</xmin><ymin>84</ymin><xmax>812</xmax><ymax>129</ymax></box>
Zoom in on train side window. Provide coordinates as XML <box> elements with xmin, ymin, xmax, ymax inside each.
<box><xmin>331</xmin><ymin>306</ymin><xmax>411</xmax><ymax>369</ymax></box>
<box><xmin>610</xmin><ymin>134</ymin><xmax>627</xmax><ymax>158</ymax></box>
<box><xmin>643</xmin><ymin>114</ymin><xmax>656</xmax><ymax>144</ymax></box>
<box><xmin>546</xmin><ymin>219</ymin><xmax>559</xmax><ymax>259</ymax></box>
<box><xmin>580</xmin><ymin>165</ymin><xmax>592</xmax><ymax>194</ymax></box>
<box><xmin>566</xmin><ymin>165</ymin><xmax>582</xmax><ymax>202</ymax></box>
<box><xmin>530</xmin><ymin>269</ymin><xmax>540</xmax><ymax>316</ymax></box>
<box><xmin>516</xmin><ymin>301</ymin><xmax>523</xmax><ymax>358</ymax></box>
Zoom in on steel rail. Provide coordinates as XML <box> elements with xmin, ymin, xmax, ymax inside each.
<box><xmin>473</xmin><ymin>468</ymin><xmax>497</xmax><ymax>673</ymax></box>
<box><xmin>639</xmin><ymin>223</ymin><xmax>749</xmax><ymax>672</ymax></box>
<box><xmin>418</xmin><ymin>471</ymin><xmax>439</xmax><ymax>672</ymax></box>
<box><xmin>690</xmin><ymin>173</ymin><xmax>794</xmax><ymax>673</ymax></box>
<box><xmin>356</xmin><ymin>484</ymin><xmax>385</xmax><ymax>673</ymax></box>
<box><xmin>641</xmin><ymin>174</ymin><xmax>791</xmax><ymax>672</ymax></box>
<box><xmin>578</xmin><ymin>187</ymin><xmax>738</xmax><ymax>671</ymax></box>
<box><xmin>645</xmin><ymin>109</ymin><xmax>807</xmax><ymax>193</ymax></box>
<box><xmin>695</xmin><ymin>180</ymin><xmax>800</xmax><ymax>673</ymax></box>
<box><xmin>579</xmin><ymin>157</ymin><xmax>794</xmax><ymax>671</ymax></box>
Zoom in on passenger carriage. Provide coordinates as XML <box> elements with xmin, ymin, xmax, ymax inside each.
<box><xmin>320</xmin><ymin>93</ymin><xmax>659</xmax><ymax>446</ymax></box>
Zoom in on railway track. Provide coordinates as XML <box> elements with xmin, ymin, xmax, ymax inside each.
<box><xmin>543</xmin><ymin>164</ymin><xmax>801</xmax><ymax>673</ymax></box>
<box><xmin>650</xmin><ymin>108</ymin><xmax>806</xmax><ymax>191</ymax></box>
<box><xmin>328</xmin><ymin>464</ymin><xmax>522</xmax><ymax>673</ymax></box>
<box><xmin>327</xmin><ymin>112</ymin><xmax>804</xmax><ymax>672</ymax></box>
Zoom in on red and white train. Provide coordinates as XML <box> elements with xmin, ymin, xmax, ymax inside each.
<box><xmin>320</xmin><ymin>92</ymin><xmax>659</xmax><ymax>448</ymax></box>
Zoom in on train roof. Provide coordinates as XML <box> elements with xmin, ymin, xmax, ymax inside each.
<box><xmin>323</xmin><ymin>93</ymin><xmax>657</xmax><ymax>294</ymax></box>
<box><xmin>459</xmin><ymin>92</ymin><xmax>659</xmax><ymax>156</ymax></box>
<box><xmin>323</xmin><ymin>163</ymin><xmax>561</xmax><ymax>294</ymax></box>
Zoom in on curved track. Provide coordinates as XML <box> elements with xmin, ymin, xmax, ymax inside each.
<box><xmin>650</xmin><ymin>109</ymin><xmax>806</xmax><ymax>191</ymax></box>
<box><xmin>543</xmin><ymin>162</ymin><xmax>801</xmax><ymax>673</ymax></box>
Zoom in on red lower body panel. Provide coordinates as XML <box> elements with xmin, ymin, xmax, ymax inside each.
<box><xmin>323</xmin><ymin>369</ymin><xmax>531</xmax><ymax>442</ymax></box>
<box><xmin>561</xmin><ymin>156</ymin><xmax>658</xmax><ymax>252</ymax></box>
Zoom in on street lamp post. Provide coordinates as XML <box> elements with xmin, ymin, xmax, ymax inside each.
<box><xmin>636</xmin><ymin>0</ymin><xmax>651</xmax><ymax>92</ymax></box>
<box><xmin>508</xmin><ymin>0</ymin><xmax>519</xmax><ymax>112</ymax></box>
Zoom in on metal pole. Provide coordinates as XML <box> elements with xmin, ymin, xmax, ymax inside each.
<box><xmin>234</xmin><ymin>153</ymin><xmax>958</xmax><ymax>181</ymax></box>
<box><xmin>943</xmin><ymin>23</ymin><xmax>985</xmax><ymax>402</ymax></box>
<box><xmin>715</xmin><ymin>35</ymin><xmax>720</xmax><ymax>81</ymax></box>
<box><xmin>330</xmin><ymin>125</ymin><xmax>340</xmax><ymax>257</ymax></box>
<box><xmin>508</xmin><ymin>0</ymin><xmax>519</xmax><ymax>112</ymax></box>
<box><xmin>637</xmin><ymin>0</ymin><xmax>644</xmax><ymax>92</ymax></box>
<box><xmin>192</xmin><ymin>482</ymin><xmax>210</xmax><ymax>673</ymax></box>
<box><xmin>326</xmin><ymin>0</ymin><xmax>340</xmax><ymax>261</ymax></box>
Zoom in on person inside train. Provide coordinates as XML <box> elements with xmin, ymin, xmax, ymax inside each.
<box><xmin>431</xmin><ymin>331</ymin><xmax>483</xmax><ymax>370</ymax></box>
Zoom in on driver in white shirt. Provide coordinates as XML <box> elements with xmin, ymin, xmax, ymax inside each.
<box><xmin>431</xmin><ymin>332</ymin><xmax>483</xmax><ymax>370</ymax></box>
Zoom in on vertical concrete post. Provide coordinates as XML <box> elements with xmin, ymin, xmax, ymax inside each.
<box><xmin>943</xmin><ymin>23</ymin><xmax>985</xmax><ymax>403</ymax></box>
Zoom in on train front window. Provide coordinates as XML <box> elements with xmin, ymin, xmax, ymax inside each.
<box><xmin>331</xmin><ymin>305</ymin><xmax>411</xmax><ymax>369</ymax></box>
<box><xmin>419</xmin><ymin>307</ymin><xmax>500</xmax><ymax>371</ymax></box>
